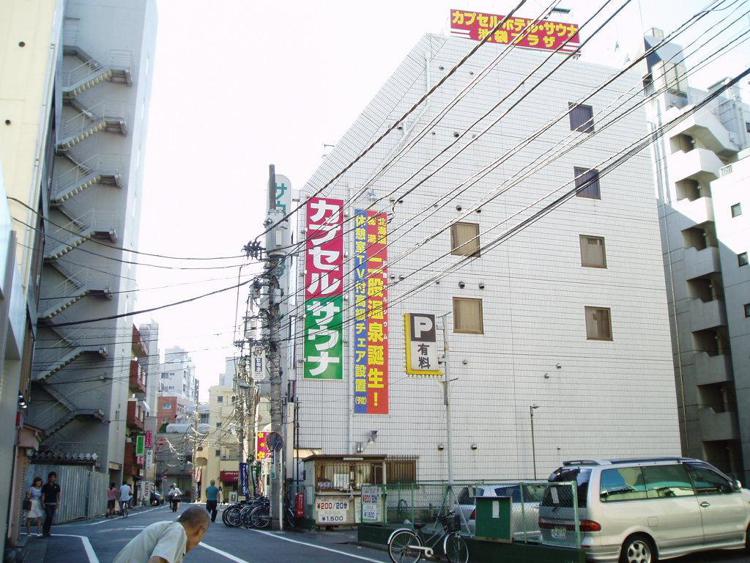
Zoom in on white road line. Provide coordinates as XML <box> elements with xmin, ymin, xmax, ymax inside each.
<box><xmin>51</xmin><ymin>534</ymin><xmax>100</xmax><ymax>563</ymax></box>
<box><xmin>80</xmin><ymin>505</ymin><xmax>165</xmax><ymax>526</ymax></box>
<box><xmin>250</xmin><ymin>530</ymin><xmax>385</xmax><ymax>563</ymax></box>
<box><xmin>200</xmin><ymin>542</ymin><xmax>252</xmax><ymax>562</ymax></box>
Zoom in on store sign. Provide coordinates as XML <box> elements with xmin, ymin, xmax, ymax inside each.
<box><xmin>315</xmin><ymin>497</ymin><xmax>350</xmax><ymax>524</ymax></box>
<box><xmin>450</xmin><ymin>9</ymin><xmax>580</xmax><ymax>53</ymax></box>
<box><xmin>404</xmin><ymin>313</ymin><xmax>443</xmax><ymax>377</ymax></box>
<box><xmin>256</xmin><ymin>431</ymin><xmax>269</xmax><ymax>461</ymax></box>
<box><xmin>252</xmin><ymin>345</ymin><xmax>265</xmax><ymax>381</ymax></box>
<box><xmin>304</xmin><ymin>197</ymin><xmax>344</xmax><ymax>380</ymax></box>
<box><xmin>145</xmin><ymin>431</ymin><xmax>153</xmax><ymax>449</ymax></box>
<box><xmin>239</xmin><ymin>462</ymin><xmax>249</xmax><ymax>496</ymax></box>
<box><xmin>353</xmin><ymin>209</ymin><xmax>389</xmax><ymax>414</ymax></box>
<box><xmin>361</xmin><ymin>485</ymin><xmax>383</xmax><ymax>523</ymax></box>
<box><xmin>222</xmin><ymin>470</ymin><xmax>240</xmax><ymax>484</ymax></box>
<box><xmin>136</xmin><ymin>434</ymin><xmax>145</xmax><ymax>456</ymax></box>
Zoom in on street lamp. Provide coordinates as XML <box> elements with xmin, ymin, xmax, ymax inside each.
<box><xmin>529</xmin><ymin>405</ymin><xmax>540</xmax><ymax>480</ymax></box>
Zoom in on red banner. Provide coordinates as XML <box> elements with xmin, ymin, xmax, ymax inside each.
<box><xmin>220</xmin><ymin>471</ymin><xmax>239</xmax><ymax>484</ymax></box>
<box><xmin>256</xmin><ymin>431</ymin><xmax>270</xmax><ymax>461</ymax></box>
<box><xmin>305</xmin><ymin>198</ymin><xmax>344</xmax><ymax>300</ymax></box>
<box><xmin>366</xmin><ymin>213</ymin><xmax>389</xmax><ymax>414</ymax></box>
<box><xmin>450</xmin><ymin>9</ymin><xmax>580</xmax><ymax>52</ymax></box>
<box><xmin>145</xmin><ymin>431</ymin><xmax>153</xmax><ymax>449</ymax></box>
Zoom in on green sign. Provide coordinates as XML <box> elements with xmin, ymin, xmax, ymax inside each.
<box><xmin>304</xmin><ymin>295</ymin><xmax>344</xmax><ymax>379</ymax></box>
<box><xmin>136</xmin><ymin>434</ymin><xmax>145</xmax><ymax>457</ymax></box>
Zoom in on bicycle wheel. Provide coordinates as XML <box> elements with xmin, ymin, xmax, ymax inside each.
<box><xmin>250</xmin><ymin>506</ymin><xmax>271</xmax><ymax>529</ymax></box>
<box><xmin>285</xmin><ymin>507</ymin><xmax>296</xmax><ymax>528</ymax></box>
<box><xmin>221</xmin><ymin>504</ymin><xmax>236</xmax><ymax>526</ymax></box>
<box><xmin>388</xmin><ymin>529</ymin><xmax>422</xmax><ymax>563</ymax></box>
<box><xmin>443</xmin><ymin>532</ymin><xmax>469</xmax><ymax>563</ymax></box>
<box><xmin>241</xmin><ymin>506</ymin><xmax>255</xmax><ymax>528</ymax></box>
<box><xmin>225</xmin><ymin>505</ymin><xmax>242</xmax><ymax>527</ymax></box>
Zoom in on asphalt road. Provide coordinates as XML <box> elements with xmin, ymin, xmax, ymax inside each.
<box><xmin>33</xmin><ymin>504</ymin><xmax>748</xmax><ymax>562</ymax></box>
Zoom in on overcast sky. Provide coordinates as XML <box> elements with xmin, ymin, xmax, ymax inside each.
<box><xmin>133</xmin><ymin>0</ymin><xmax>750</xmax><ymax>400</ymax></box>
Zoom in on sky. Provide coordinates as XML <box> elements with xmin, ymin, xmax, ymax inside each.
<box><xmin>133</xmin><ymin>0</ymin><xmax>750</xmax><ymax>401</ymax></box>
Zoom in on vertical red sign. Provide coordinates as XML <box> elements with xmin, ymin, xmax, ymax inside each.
<box><xmin>366</xmin><ymin>212</ymin><xmax>389</xmax><ymax>414</ymax></box>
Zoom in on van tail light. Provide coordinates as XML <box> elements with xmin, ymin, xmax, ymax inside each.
<box><xmin>470</xmin><ymin>509</ymin><xmax>476</xmax><ymax>520</ymax></box>
<box><xmin>580</xmin><ymin>520</ymin><xmax>602</xmax><ymax>532</ymax></box>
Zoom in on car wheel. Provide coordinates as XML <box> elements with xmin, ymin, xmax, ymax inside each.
<box><xmin>619</xmin><ymin>534</ymin><xmax>657</xmax><ymax>563</ymax></box>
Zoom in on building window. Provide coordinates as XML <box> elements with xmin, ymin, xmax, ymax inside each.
<box><xmin>215</xmin><ymin>449</ymin><xmax>221</xmax><ymax>457</ymax></box>
<box><xmin>450</xmin><ymin>222</ymin><xmax>481</xmax><ymax>257</ymax></box>
<box><xmin>217</xmin><ymin>396</ymin><xmax>223</xmax><ymax>403</ymax></box>
<box><xmin>574</xmin><ymin>167</ymin><xmax>601</xmax><ymax>199</ymax></box>
<box><xmin>739</xmin><ymin>252</ymin><xmax>749</xmax><ymax>267</ymax></box>
<box><xmin>744</xmin><ymin>303</ymin><xmax>750</xmax><ymax>318</ymax></box>
<box><xmin>731</xmin><ymin>203</ymin><xmax>742</xmax><ymax>217</ymax></box>
<box><xmin>216</xmin><ymin>422</ymin><xmax>222</xmax><ymax>428</ymax></box>
<box><xmin>568</xmin><ymin>102</ymin><xmax>594</xmax><ymax>133</ymax></box>
<box><xmin>163</xmin><ymin>403</ymin><xmax>172</xmax><ymax>410</ymax></box>
<box><xmin>453</xmin><ymin>297</ymin><xmax>484</xmax><ymax>334</ymax></box>
<box><xmin>579</xmin><ymin>235</ymin><xmax>607</xmax><ymax>268</ymax></box>
<box><xmin>585</xmin><ymin>306</ymin><xmax>612</xmax><ymax>340</ymax></box>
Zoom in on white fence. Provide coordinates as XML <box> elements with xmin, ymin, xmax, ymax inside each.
<box><xmin>25</xmin><ymin>464</ymin><xmax>109</xmax><ymax>523</ymax></box>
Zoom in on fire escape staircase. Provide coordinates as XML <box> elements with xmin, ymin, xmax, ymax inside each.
<box><xmin>62</xmin><ymin>45</ymin><xmax>131</xmax><ymax>100</ymax></box>
<box><xmin>56</xmin><ymin>100</ymin><xmax>128</xmax><ymax>153</ymax></box>
<box><xmin>33</xmin><ymin>342</ymin><xmax>108</xmax><ymax>383</ymax></box>
<box><xmin>44</xmin><ymin>407</ymin><xmax>106</xmax><ymax>440</ymax></box>
<box><xmin>43</xmin><ymin>211</ymin><xmax>117</xmax><ymax>262</ymax></box>
<box><xmin>52</xmin><ymin>153</ymin><xmax>122</xmax><ymax>206</ymax></box>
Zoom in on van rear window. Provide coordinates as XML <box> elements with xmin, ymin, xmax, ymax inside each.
<box><xmin>542</xmin><ymin>468</ymin><xmax>591</xmax><ymax>508</ymax></box>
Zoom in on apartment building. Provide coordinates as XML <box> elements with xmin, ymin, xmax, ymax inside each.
<box><xmin>195</xmin><ymin>384</ymin><xmax>241</xmax><ymax>501</ymax></box>
<box><xmin>646</xmin><ymin>30</ymin><xmax>750</xmax><ymax>481</ymax></box>
<box><xmin>160</xmin><ymin>346</ymin><xmax>199</xmax><ymax>406</ymax></box>
<box><xmin>290</xmin><ymin>31</ymin><xmax>682</xmax><ymax>483</ymax></box>
<box><xmin>138</xmin><ymin>320</ymin><xmax>160</xmax><ymax>487</ymax></box>
<box><xmin>26</xmin><ymin>0</ymin><xmax>156</xmax><ymax>485</ymax></box>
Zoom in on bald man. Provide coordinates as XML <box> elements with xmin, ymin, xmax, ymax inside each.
<box><xmin>113</xmin><ymin>506</ymin><xmax>210</xmax><ymax>563</ymax></box>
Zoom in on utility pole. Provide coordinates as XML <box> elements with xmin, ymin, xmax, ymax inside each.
<box><xmin>439</xmin><ymin>313</ymin><xmax>454</xmax><ymax>488</ymax></box>
<box><xmin>265</xmin><ymin>164</ymin><xmax>284</xmax><ymax>531</ymax></box>
<box><xmin>530</xmin><ymin>405</ymin><xmax>539</xmax><ymax>480</ymax></box>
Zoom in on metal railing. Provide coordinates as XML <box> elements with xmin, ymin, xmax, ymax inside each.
<box><xmin>53</xmin><ymin>154</ymin><xmax>123</xmax><ymax>195</ymax></box>
<box><xmin>60</xmin><ymin>101</ymin><xmax>128</xmax><ymax>140</ymax></box>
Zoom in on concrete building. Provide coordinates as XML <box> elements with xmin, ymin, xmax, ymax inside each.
<box><xmin>138</xmin><ymin>320</ymin><xmax>159</xmax><ymax>489</ymax></box>
<box><xmin>289</xmin><ymin>33</ymin><xmax>682</xmax><ymax>483</ymax></box>
<box><xmin>195</xmin><ymin>384</ymin><xmax>240</xmax><ymax>502</ymax></box>
<box><xmin>160</xmin><ymin>346</ymin><xmax>199</xmax><ymax>406</ymax></box>
<box><xmin>26</xmin><ymin>0</ymin><xmax>156</xmax><ymax>487</ymax></box>
<box><xmin>219</xmin><ymin>356</ymin><xmax>237</xmax><ymax>388</ymax></box>
<box><xmin>646</xmin><ymin>30</ymin><xmax>750</xmax><ymax>481</ymax></box>
<box><xmin>0</xmin><ymin>0</ymin><xmax>63</xmax><ymax>552</ymax></box>
<box><xmin>123</xmin><ymin>324</ymin><xmax>148</xmax><ymax>500</ymax></box>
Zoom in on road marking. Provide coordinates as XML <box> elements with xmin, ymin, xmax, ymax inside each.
<box><xmin>51</xmin><ymin>534</ymin><xmax>100</xmax><ymax>563</ymax></box>
<box><xmin>80</xmin><ymin>505</ymin><xmax>166</xmax><ymax>526</ymax></box>
<box><xmin>200</xmin><ymin>542</ymin><xmax>252</xmax><ymax>562</ymax></box>
<box><xmin>250</xmin><ymin>530</ymin><xmax>385</xmax><ymax>562</ymax></box>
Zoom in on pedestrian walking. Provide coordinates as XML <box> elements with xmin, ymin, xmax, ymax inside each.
<box><xmin>40</xmin><ymin>472</ymin><xmax>61</xmax><ymax>537</ymax></box>
<box><xmin>24</xmin><ymin>477</ymin><xmax>44</xmax><ymax>536</ymax></box>
<box><xmin>204</xmin><ymin>480</ymin><xmax>219</xmax><ymax>523</ymax></box>
<box><xmin>113</xmin><ymin>506</ymin><xmax>210</xmax><ymax>563</ymax></box>
<box><xmin>106</xmin><ymin>482</ymin><xmax>118</xmax><ymax>518</ymax></box>
<box><xmin>168</xmin><ymin>484</ymin><xmax>182</xmax><ymax>513</ymax></box>
<box><xmin>119</xmin><ymin>481</ymin><xmax>133</xmax><ymax>517</ymax></box>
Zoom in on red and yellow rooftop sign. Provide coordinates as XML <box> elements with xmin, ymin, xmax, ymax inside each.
<box><xmin>450</xmin><ymin>9</ymin><xmax>580</xmax><ymax>52</ymax></box>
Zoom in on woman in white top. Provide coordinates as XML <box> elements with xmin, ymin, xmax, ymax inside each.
<box><xmin>25</xmin><ymin>477</ymin><xmax>44</xmax><ymax>536</ymax></box>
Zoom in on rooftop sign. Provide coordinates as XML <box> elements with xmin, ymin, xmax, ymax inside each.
<box><xmin>450</xmin><ymin>9</ymin><xmax>580</xmax><ymax>53</ymax></box>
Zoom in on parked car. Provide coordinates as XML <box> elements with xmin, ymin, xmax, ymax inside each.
<box><xmin>457</xmin><ymin>482</ymin><xmax>546</xmax><ymax>540</ymax></box>
<box><xmin>538</xmin><ymin>457</ymin><xmax>750</xmax><ymax>562</ymax></box>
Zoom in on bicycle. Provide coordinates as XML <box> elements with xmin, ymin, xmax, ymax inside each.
<box><xmin>119</xmin><ymin>499</ymin><xmax>130</xmax><ymax>518</ymax></box>
<box><xmin>387</xmin><ymin>510</ymin><xmax>469</xmax><ymax>563</ymax></box>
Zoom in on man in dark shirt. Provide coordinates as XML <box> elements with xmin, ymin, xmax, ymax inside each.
<box><xmin>41</xmin><ymin>471</ymin><xmax>61</xmax><ymax>537</ymax></box>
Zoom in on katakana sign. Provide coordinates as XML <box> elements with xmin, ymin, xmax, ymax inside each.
<box><xmin>353</xmin><ymin>210</ymin><xmax>389</xmax><ymax>414</ymax></box>
<box><xmin>450</xmin><ymin>9</ymin><xmax>580</xmax><ymax>53</ymax></box>
<box><xmin>304</xmin><ymin>197</ymin><xmax>345</xmax><ymax>380</ymax></box>
<box><xmin>256</xmin><ymin>431</ymin><xmax>270</xmax><ymax>461</ymax></box>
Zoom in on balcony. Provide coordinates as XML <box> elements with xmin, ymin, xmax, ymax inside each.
<box><xmin>693</xmin><ymin>352</ymin><xmax>732</xmax><ymax>386</ymax></box>
<box><xmin>684</xmin><ymin>247</ymin><xmax>721</xmax><ymax>280</ymax></box>
<box><xmin>132</xmin><ymin>325</ymin><xmax>148</xmax><ymax>357</ymax></box>
<box><xmin>699</xmin><ymin>408</ymin><xmax>739</xmax><ymax>442</ymax></box>
<box><xmin>127</xmin><ymin>401</ymin><xmax>145</xmax><ymax>431</ymax></box>
<box><xmin>668</xmin><ymin>106</ymin><xmax>737</xmax><ymax>157</ymax></box>
<box><xmin>129</xmin><ymin>360</ymin><xmax>146</xmax><ymax>394</ymax></box>
<box><xmin>123</xmin><ymin>441</ymin><xmax>142</xmax><ymax>478</ymax></box>
<box><xmin>689</xmin><ymin>298</ymin><xmax>727</xmax><ymax>332</ymax></box>
<box><xmin>669</xmin><ymin>148</ymin><xmax>724</xmax><ymax>185</ymax></box>
<box><xmin>674</xmin><ymin>196</ymin><xmax>714</xmax><ymax>226</ymax></box>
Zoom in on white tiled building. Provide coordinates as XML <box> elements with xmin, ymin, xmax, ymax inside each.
<box><xmin>159</xmin><ymin>346</ymin><xmax>199</xmax><ymax>406</ymax></box>
<box><xmin>289</xmin><ymin>34</ymin><xmax>681</xmax><ymax>481</ymax></box>
<box><xmin>645</xmin><ymin>29</ymin><xmax>750</xmax><ymax>482</ymax></box>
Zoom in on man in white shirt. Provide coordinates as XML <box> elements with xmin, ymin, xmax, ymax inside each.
<box><xmin>119</xmin><ymin>482</ymin><xmax>132</xmax><ymax>516</ymax></box>
<box><xmin>113</xmin><ymin>506</ymin><xmax>209</xmax><ymax>563</ymax></box>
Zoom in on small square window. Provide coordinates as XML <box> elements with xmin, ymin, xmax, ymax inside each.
<box><xmin>450</xmin><ymin>222</ymin><xmax>480</xmax><ymax>257</ymax></box>
<box><xmin>216</xmin><ymin>422</ymin><xmax>222</xmax><ymax>428</ymax></box>
<box><xmin>731</xmin><ymin>203</ymin><xmax>742</xmax><ymax>218</ymax></box>
<box><xmin>579</xmin><ymin>235</ymin><xmax>607</xmax><ymax>268</ymax></box>
<box><xmin>574</xmin><ymin>167</ymin><xmax>601</xmax><ymax>199</ymax></box>
<box><xmin>568</xmin><ymin>102</ymin><xmax>594</xmax><ymax>133</ymax></box>
<box><xmin>453</xmin><ymin>297</ymin><xmax>484</xmax><ymax>334</ymax></box>
<box><xmin>739</xmin><ymin>252</ymin><xmax>749</xmax><ymax>267</ymax></box>
<box><xmin>215</xmin><ymin>449</ymin><xmax>221</xmax><ymax>457</ymax></box>
<box><xmin>217</xmin><ymin>395</ymin><xmax>223</xmax><ymax>403</ymax></box>
<box><xmin>585</xmin><ymin>306</ymin><xmax>613</xmax><ymax>341</ymax></box>
<box><xmin>744</xmin><ymin>303</ymin><xmax>750</xmax><ymax>318</ymax></box>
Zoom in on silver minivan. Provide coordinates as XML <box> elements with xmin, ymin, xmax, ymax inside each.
<box><xmin>538</xmin><ymin>457</ymin><xmax>750</xmax><ymax>562</ymax></box>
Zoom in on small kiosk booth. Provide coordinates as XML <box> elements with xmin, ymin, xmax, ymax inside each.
<box><xmin>301</xmin><ymin>454</ymin><xmax>387</xmax><ymax>527</ymax></box>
